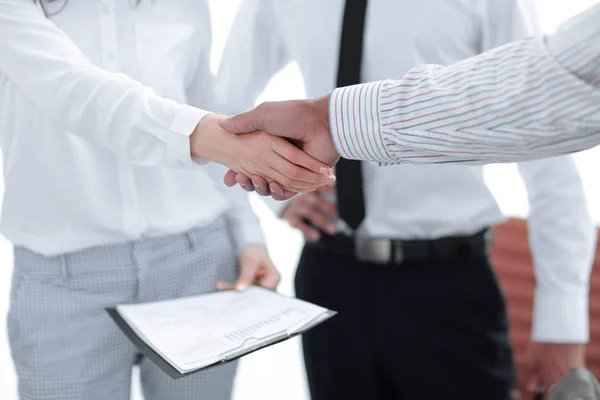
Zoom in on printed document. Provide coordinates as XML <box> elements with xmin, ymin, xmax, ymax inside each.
<box><xmin>109</xmin><ymin>286</ymin><xmax>335</xmax><ymax>377</ymax></box>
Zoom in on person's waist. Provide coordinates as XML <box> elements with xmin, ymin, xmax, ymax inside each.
<box><xmin>305</xmin><ymin>228</ymin><xmax>493</xmax><ymax>265</ymax></box>
<box><xmin>2</xmin><ymin>210</ymin><xmax>229</xmax><ymax>257</ymax></box>
<box><xmin>13</xmin><ymin>216</ymin><xmax>231</xmax><ymax>275</ymax></box>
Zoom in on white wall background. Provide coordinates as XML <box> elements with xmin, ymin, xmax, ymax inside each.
<box><xmin>1</xmin><ymin>1</ymin><xmax>599</xmax><ymax>398</ymax></box>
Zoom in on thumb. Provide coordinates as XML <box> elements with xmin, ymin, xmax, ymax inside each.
<box><xmin>219</xmin><ymin>106</ymin><xmax>267</xmax><ymax>134</ymax></box>
<box><xmin>236</xmin><ymin>256</ymin><xmax>260</xmax><ymax>291</ymax></box>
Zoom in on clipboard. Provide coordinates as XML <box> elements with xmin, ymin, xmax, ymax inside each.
<box><xmin>107</xmin><ymin>303</ymin><xmax>336</xmax><ymax>379</ymax></box>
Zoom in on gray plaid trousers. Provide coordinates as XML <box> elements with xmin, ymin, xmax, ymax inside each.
<box><xmin>7</xmin><ymin>216</ymin><xmax>239</xmax><ymax>400</ymax></box>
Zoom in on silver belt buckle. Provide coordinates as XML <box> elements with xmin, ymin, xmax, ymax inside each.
<box><xmin>355</xmin><ymin>237</ymin><xmax>392</xmax><ymax>264</ymax></box>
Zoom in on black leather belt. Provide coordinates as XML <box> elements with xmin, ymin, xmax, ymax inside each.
<box><xmin>305</xmin><ymin>229</ymin><xmax>492</xmax><ymax>265</ymax></box>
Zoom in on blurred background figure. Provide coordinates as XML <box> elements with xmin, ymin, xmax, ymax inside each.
<box><xmin>216</xmin><ymin>1</ymin><xmax>596</xmax><ymax>399</ymax></box>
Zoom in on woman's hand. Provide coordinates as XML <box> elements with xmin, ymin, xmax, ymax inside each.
<box><xmin>190</xmin><ymin>114</ymin><xmax>335</xmax><ymax>193</ymax></box>
<box><xmin>216</xmin><ymin>245</ymin><xmax>281</xmax><ymax>291</ymax></box>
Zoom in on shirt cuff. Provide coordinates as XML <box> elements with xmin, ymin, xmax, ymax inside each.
<box><xmin>329</xmin><ymin>82</ymin><xmax>396</xmax><ymax>164</ymax></box>
<box><xmin>531</xmin><ymin>290</ymin><xmax>589</xmax><ymax>343</ymax></box>
<box><xmin>167</xmin><ymin>105</ymin><xmax>211</xmax><ymax>168</ymax></box>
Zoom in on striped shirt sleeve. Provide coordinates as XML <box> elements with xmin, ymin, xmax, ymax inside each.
<box><xmin>329</xmin><ymin>4</ymin><xmax>600</xmax><ymax>165</ymax></box>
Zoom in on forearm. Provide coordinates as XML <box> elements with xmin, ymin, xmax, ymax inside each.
<box><xmin>0</xmin><ymin>1</ymin><xmax>208</xmax><ymax>168</ymax></box>
<box><xmin>329</xmin><ymin>4</ymin><xmax>600</xmax><ymax>165</ymax></box>
<box><xmin>520</xmin><ymin>157</ymin><xmax>596</xmax><ymax>342</ymax></box>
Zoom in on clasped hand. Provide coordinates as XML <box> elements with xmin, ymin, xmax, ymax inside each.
<box><xmin>190</xmin><ymin>96</ymin><xmax>339</xmax><ymax>200</ymax></box>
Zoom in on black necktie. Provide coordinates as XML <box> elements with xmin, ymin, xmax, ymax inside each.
<box><xmin>335</xmin><ymin>0</ymin><xmax>368</xmax><ymax>231</ymax></box>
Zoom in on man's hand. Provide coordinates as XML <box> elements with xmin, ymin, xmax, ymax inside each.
<box><xmin>515</xmin><ymin>342</ymin><xmax>586</xmax><ymax>399</ymax></box>
<box><xmin>280</xmin><ymin>185</ymin><xmax>338</xmax><ymax>241</ymax></box>
<box><xmin>219</xmin><ymin>96</ymin><xmax>341</xmax><ymax>200</ymax></box>
<box><xmin>190</xmin><ymin>114</ymin><xmax>335</xmax><ymax>193</ymax></box>
<box><xmin>216</xmin><ymin>245</ymin><xmax>280</xmax><ymax>291</ymax></box>
<box><xmin>219</xmin><ymin>96</ymin><xmax>339</xmax><ymax>166</ymax></box>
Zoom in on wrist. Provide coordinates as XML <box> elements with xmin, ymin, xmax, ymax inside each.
<box><xmin>190</xmin><ymin>114</ymin><xmax>238</xmax><ymax>165</ymax></box>
<box><xmin>308</xmin><ymin>95</ymin><xmax>331</xmax><ymax>135</ymax></box>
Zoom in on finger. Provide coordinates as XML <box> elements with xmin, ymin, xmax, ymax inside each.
<box><xmin>529</xmin><ymin>386</ymin><xmax>543</xmax><ymax>400</ymax></box>
<box><xmin>287</xmin><ymin>216</ymin><xmax>321</xmax><ymax>241</ymax></box>
<box><xmin>540</xmin><ymin>370</ymin><xmax>562</xmax><ymax>400</ymax></box>
<box><xmin>510</xmin><ymin>389</ymin><xmax>520</xmax><ymax>400</ymax></box>
<box><xmin>216</xmin><ymin>281</ymin><xmax>235</xmax><ymax>290</ymax></box>
<box><xmin>303</xmin><ymin>206</ymin><xmax>337</xmax><ymax>235</ymax></box>
<box><xmin>268</xmin><ymin>182</ymin><xmax>285</xmax><ymax>200</ymax></box>
<box><xmin>234</xmin><ymin>173</ymin><xmax>254</xmax><ymax>192</ymax></box>
<box><xmin>311</xmin><ymin>194</ymin><xmax>339</xmax><ymax>219</ymax></box>
<box><xmin>521</xmin><ymin>373</ymin><xmax>541</xmax><ymax>400</ymax></box>
<box><xmin>236</xmin><ymin>258</ymin><xmax>260</xmax><ymax>291</ymax></box>
<box><xmin>271</xmin><ymin>138</ymin><xmax>333</xmax><ymax>176</ymax></box>
<box><xmin>267</xmin><ymin>158</ymin><xmax>334</xmax><ymax>191</ymax></box>
<box><xmin>219</xmin><ymin>107</ymin><xmax>267</xmax><ymax>134</ymax></box>
<box><xmin>261</xmin><ymin>165</ymin><xmax>320</xmax><ymax>192</ymax></box>
<box><xmin>257</xmin><ymin>263</ymin><xmax>280</xmax><ymax>290</ymax></box>
<box><xmin>514</xmin><ymin>383</ymin><xmax>540</xmax><ymax>400</ymax></box>
<box><xmin>224</xmin><ymin>169</ymin><xmax>238</xmax><ymax>187</ymax></box>
<box><xmin>268</xmin><ymin>182</ymin><xmax>298</xmax><ymax>201</ymax></box>
<box><xmin>259</xmin><ymin>273</ymin><xmax>280</xmax><ymax>290</ymax></box>
<box><xmin>271</xmin><ymin>141</ymin><xmax>336</xmax><ymax>183</ymax></box>
<box><xmin>250</xmin><ymin>176</ymin><xmax>270</xmax><ymax>196</ymax></box>
<box><xmin>516</xmin><ymin>357</ymin><xmax>535</xmax><ymax>397</ymax></box>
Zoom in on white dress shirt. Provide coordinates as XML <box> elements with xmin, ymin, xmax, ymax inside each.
<box><xmin>0</xmin><ymin>0</ymin><xmax>263</xmax><ymax>256</ymax></box>
<box><xmin>216</xmin><ymin>0</ymin><xmax>596</xmax><ymax>342</ymax></box>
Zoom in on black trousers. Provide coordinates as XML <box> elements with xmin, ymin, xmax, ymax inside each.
<box><xmin>294</xmin><ymin>246</ymin><xmax>515</xmax><ymax>400</ymax></box>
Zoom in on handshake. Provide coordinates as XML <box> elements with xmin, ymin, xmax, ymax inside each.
<box><xmin>191</xmin><ymin>95</ymin><xmax>340</xmax><ymax>201</ymax></box>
